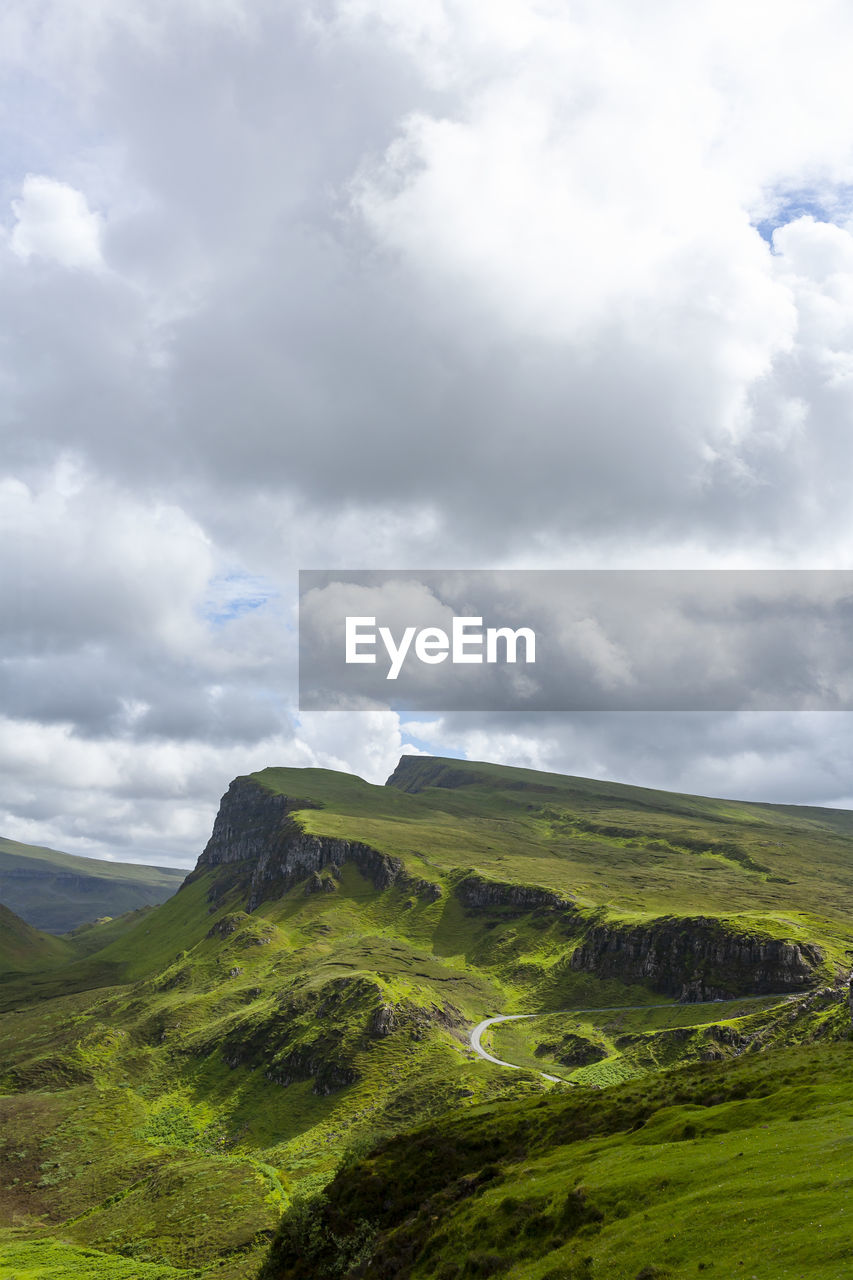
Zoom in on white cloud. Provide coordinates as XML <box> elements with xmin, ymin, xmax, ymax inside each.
<box><xmin>419</xmin><ymin>709</ymin><xmax>853</xmax><ymax>809</ymax></box>
<box><xmin>6</xmin><ymin>2</ymin><xmax>853</xmax><ymax>862</ymax></box>
<box><xmin>0</xmin><ymin>461</ymin><xmax>213</xmax><ymax>654</ymax></box>
<box><xmin>0</xmin><ymin>706</ymin><xmax>411</xmax><ymax>865</ymax></box>
<box><xmin>10</xmin><ymin>175</ymin><xmax>104</xmax><ymax>269</ymax></box>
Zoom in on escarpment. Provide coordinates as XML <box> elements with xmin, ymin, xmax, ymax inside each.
<box><xmin>570</xmin><ymin>916</ymin><xmax>824</xmax><ymax>1000</ymax></box>
<box><xmin>194</xmin><ymin>777</ymin><xmax>441</xmax><ymax>909</ymax></box>
<box><xmin>192</xmin><ymin>773</ymin><xmax>829</xmax><ymax>1005</ymax></box>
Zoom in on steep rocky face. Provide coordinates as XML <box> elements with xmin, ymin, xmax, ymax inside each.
<box><xmin>194</xmin><ymin>777</ymin><xmax>440</xmax><ymax>910</ymax></box>
<box><xmin>455</xmin><ymin>873</ymin><xmax>575</xmax><ymax>914</ymax></box>
<box><xmin>194</xmin><ymin>777</ymin><xmax>831</xmax><ymax>1006</ymax></box>
<box><xmin>570</xmin><ymin>916</ymin><xmax>824</xmax><ymax>1000</ymax></box>
<box><xmin>198</xmin><ymin>777</ymin><xmax>317</xmax><ymax>869</ymax></box>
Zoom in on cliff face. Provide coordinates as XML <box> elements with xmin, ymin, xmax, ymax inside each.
<box><xmin>455</xmin><ymin>873</ymin><xmax>575</xmax><ymax>914</ymax></box>
<box><xmin>570</xmin><ymin>916</ymin><xmax>825</xmax><ymax>1001</ymax></box>
<box><xmin>385</xmin><ymin>757</ymin><xmax>491</xmax><ymax>793</ymax></box>
<box><xmin>197</xmin><ymin>777</ymin><xmax>312</xmax><ymax>869</ymax></box>
<box><xmin>196</xmin><ymin>777</ymin><xmax>440</xmax><ymax>910</ymax></box>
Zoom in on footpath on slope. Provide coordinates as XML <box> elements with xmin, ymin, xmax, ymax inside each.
<box><xmin>469</xmin><ymin>994</ymin><xmax>795</xmax><ymax>1085</ymax></box>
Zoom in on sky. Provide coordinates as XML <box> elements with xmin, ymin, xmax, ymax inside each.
<box><xmin>5</xmin><ymin>0</ymin><xmax>853</xmax><ymax>867</ymax></box>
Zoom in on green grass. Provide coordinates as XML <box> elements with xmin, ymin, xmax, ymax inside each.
<box><xmin>0</xmin><ymin>853</ymin><xmax>551</xmax><ymax>1272</ymax></box>
<box><xmin>484</xmin><ymin>992</ymin><xmax>836</xmax><ymax>1085</ymax></box>
<box><xmin>262</xmin><ymin>1029</ymin><xmax>853</xmax><ymax>1279</ymax></box>
<box><xmin>0</xmin><ymin>1237</ymin><xmax>194</xmax><ymax>1278</ymax></box>
<box><xmin>0</xmin><ymin>905</ymin><xmax>73</xmax><ymax>976</ymax></box>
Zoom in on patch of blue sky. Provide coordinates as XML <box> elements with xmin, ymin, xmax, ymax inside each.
<box><xmin>0</xmin><ymin>68</ymin><xmax>102</xmax><ymax>201</ymax></box>
<box><xmin>202</xmin><ymin>571</ymin><xmax>279</xmax><ymax>627</ymax></box>
<box><xmin>755</xmin><ymin>184</ymin><xmax>853</xmax><ymax>246</ymax></box>
<box><xmin>400</xmin><ymin>715</ymin><xmax>464</xmax><ymax>760</ymax></box>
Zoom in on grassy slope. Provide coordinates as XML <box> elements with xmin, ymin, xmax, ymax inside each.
<box><xmin>0</xmin><ymin>904</ymin><xmax>72</xmax><ymax>974</ymax></box>
<box><xmin>0</xmin><ymin>834</ymin><xmax>185</xmax><ymax>934</ymax></box>
<box><xmin>1</xmin><ymin>756</ymin><xmax>851</xmax><ymax>1278</ymax></box>
<box><xmin>0</xmin><ymin>862</ymin><xmax>556</xmax><ymax>1275</ymax></box>
<box><xmin>262</xmin><ymin>1020</ymin><xmax>853</xmax><ymax>1280</ymax></box>
<box><xmin>485</xmin><ymin>990</ymin><xmax>839</xmax><ymax>1086</ymax></box>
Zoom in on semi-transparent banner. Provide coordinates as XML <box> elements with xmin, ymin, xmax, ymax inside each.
<box><xmin>298</xmin><ymin>570</ymin><xmax>853</xmax><ymax>711</ymax></box>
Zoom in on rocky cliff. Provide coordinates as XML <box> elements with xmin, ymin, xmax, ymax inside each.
<box><xmin>455</xmin><ymin>872</ymin><xmax>575</xmax><ymax>914</ymax></box>
<box><xmin>570</xmin><ymin>915</ymin><xmax>825</xmax><ymax>1000</ymax></box>
<box><xmin>194</xmin><ymin>777</ymin><xmax>440</xmax><ymax>910</ymax></box>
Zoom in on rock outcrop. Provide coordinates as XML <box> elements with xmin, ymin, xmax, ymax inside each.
<box><xmin>369</xmin><ymin>1004</ymin><xmax>397</xmax><ymax>1037</ymax></box>
<box><xmin>455</xmin><ymin>873</ymin><xmax>575</xmax><ymax>914</ymax></box>
<box><xmin>570</xmin><ymin>915</ymin><xmax>824</xmax><ymax>1000</ymax></box>
<box><xmin>194</xmin><ymin>777</ymin><xmax>440</xmax><ymax>910</ymax></box>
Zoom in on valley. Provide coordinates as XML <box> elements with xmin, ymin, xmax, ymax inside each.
<box><xmin>0</xmin><ymin>836</ymin><xmax>184</xmax><ymax>934</ymax></box>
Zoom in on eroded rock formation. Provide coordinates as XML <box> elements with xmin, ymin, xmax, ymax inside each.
<box><xmin>570</xmin><ymin>916</ymin><xmax>824</xmax><ymax>1000</ymax></box>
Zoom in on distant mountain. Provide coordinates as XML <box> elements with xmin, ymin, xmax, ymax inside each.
<box><xmin>0</xmin><ymin>835</ymin><xmax>185</xmax><ymax>933</ymax></box>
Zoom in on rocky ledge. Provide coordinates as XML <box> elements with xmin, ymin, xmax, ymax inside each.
<box><xmin>455</xmin><ymin>872</ymin><xmax>575</xmax><ymax>914</ymax></box>
<box><xmin>570</xmin><ymin>915</ymin><xmax>825</xmax><ymax>1000</ymax></box>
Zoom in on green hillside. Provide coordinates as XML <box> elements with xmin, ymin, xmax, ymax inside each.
<box><xmin>0</xmin><ymin>903</ymin><xmax>72</xmax><ymax>974</ymax></box>
<box><xmin>0</xmin><ymin>756</ymin><xmax>849</xmax><ymax>1279</ymax></box>
<box><xmin>0</xmin><ymin>834</ymin><xmax>185</xmax><ymax>933</ymax></box>
<box><xmin>263</xmin><ymin>1031</ymin><xmax>853</xmax><ymax>1280</ymax></box>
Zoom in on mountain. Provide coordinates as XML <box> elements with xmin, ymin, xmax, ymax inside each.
<box><xmin>0</xmin><ymin>834</ymin><xmax>185</xmax><ymax>932</ymax></box>
<box><xmin>0</xmin><ymin>757</ymin><xmax>850</xmax><ymax>1280</ymax></box>
<box><xmin>214</xmin><ymin>754</ymin><xmax>853</xmax><ymax>997</ymax></box>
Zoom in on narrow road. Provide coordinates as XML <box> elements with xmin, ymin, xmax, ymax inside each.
<box><xmin>469</xmin><ymin>995</ymin><xmax>792</xmax><ymax>1084</ymax></box>
<box><xmin>470</xmin><ymin>1013</ymin><xmax>564</xmax><ymax>1082</ymax></box>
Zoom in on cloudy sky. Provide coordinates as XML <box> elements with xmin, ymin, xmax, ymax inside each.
<box><xmin>5</xmin><ymin>0</ymin><xmax>853</xmax><ymax>868</ymax></box>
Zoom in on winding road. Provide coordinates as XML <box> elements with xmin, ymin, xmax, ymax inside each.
<box><xmin>471</xmin><ymin>1013</ymin><xmax>565</xmax><ymax>1082</ymax></box>
<box><xmin>469</xmin><ymin>995</ymin><xmax>792</xmax><ymax>1085</ymax></box>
